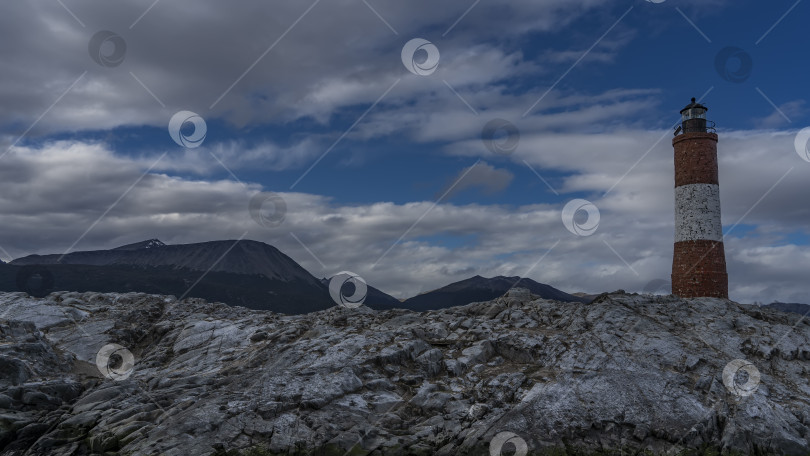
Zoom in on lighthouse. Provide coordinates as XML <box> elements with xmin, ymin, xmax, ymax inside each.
<box><xmin>671</xmin><ymin>98</ymin><xmax>728</xmax><ymax>299</ymax></box>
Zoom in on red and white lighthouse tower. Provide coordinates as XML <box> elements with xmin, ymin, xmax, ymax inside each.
<box><xmin>671</xmin><ymin>98</ymin><xmax>728</xmax><ymax>299</ymax></box>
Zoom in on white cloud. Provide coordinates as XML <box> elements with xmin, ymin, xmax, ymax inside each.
<box><xmin>0</xmin><ymin>0</ymin><xmax>623</xmax><ymax>136</ymax></box>
<box><xmin>752</xmin><ymin>100</ymin><xmax>806</xmax><ymax>129</ymax></box>
<box><xmin>2</xmin><ymin>136</ymin><xmax>809</xmax><ymax>305</ymax></box>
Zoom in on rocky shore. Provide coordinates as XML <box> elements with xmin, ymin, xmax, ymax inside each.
<box><xmin>1</xmin><ymin>289</ymin><xmax>809</xmax><ymax>455</ymax></box>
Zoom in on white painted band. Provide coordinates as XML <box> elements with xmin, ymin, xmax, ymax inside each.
<box><xmin>675</xmin><ymin>183</ymin><xmax>723</xmax><ymax>242</ymax></box>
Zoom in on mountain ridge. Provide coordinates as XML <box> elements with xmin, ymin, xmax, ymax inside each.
<box><xmin>12</xmin><ymin>239</ymin><xmax>320</xmax><ymax>285</ymax></box>
<box><xmin>764</xmin><ymin>301</ymin><xmax>810</xmax><ymax>316</ymax></box>
<box><xmin>8</xmin><ymin>239</ymin><xmax>588</xmax><ymax>314</ymax></box>
<box><xmin>402</xmin><ymin>274</ymin><xmax>588</xmax><ymax>310</ymax></box>
<box><xmin>7</xmin><ymin>239</ymin><xmax>403</xmax><ymax>313</ymax></box>
<box><xmin>111</xmin><ymin>238</ymin><xmax>166</xmax><ymax>250</ymax></box>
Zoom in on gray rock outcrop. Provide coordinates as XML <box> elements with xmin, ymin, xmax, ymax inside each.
<box><xmin>1</xmin><ymin>289</ymin><xmax>809</xmax><ymax>455</ymax></box>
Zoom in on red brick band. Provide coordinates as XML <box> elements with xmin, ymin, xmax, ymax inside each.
<box><xmin>673</xmin><ymin>132</ymin><xmax>719</xmax><ymax>187</ymax></box>
<box><xmin>672</xmin><ymin>240</ymin><xmax>728</xmax><ymax>298</ymax></box>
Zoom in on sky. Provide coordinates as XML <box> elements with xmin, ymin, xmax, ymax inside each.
<box><xmin>0</xmin><ymin>0</ymin><xmax>808</xmax><ymax>303</ymax></box>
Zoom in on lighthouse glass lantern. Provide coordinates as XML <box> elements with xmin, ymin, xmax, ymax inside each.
<box><xmin>680</xmin><ymin>97</ymin><xmax>708</xmax><ymax>133</ymax></box>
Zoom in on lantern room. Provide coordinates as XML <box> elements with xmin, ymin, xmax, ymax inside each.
<box><xmin>678</xmin><ymin>97</ymin><xmax>713</xmax><ymax>134</ymax></box>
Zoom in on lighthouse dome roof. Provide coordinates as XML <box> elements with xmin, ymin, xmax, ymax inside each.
<box><xmin>680</xmin><ymin>97</ymin><xmax>708</xmax><ymax>114</ymax></box>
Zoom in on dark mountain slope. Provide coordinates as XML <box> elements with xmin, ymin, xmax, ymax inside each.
<box><xmin>7</xmin><ymin>239</ymin><xmax>402</xmax><ymax>313</ymax></box>
<box><xmin>402</xmin><ymin>275</ymin><xmax>588</xmax><ymax>311</ymax></box>
<box><xmin>13</xmin><ymin>239</ymin><xmax>320</xmax><ymax>285</ymax></box>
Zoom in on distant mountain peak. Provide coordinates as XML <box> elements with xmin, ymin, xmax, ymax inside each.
<box><xmin>113</xmin><ymin>239</ymin><xmax>166</xmax><ymax>251</ymax></box>
<box><xmin>402</xmin><ymin>274</ymin><xmax>588</xmax><ymax>311</ymax></box>
<box><xmin>13</xmin><ymin>238</ymin><xmax>320</xmax><ymax>284</ymax></box>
